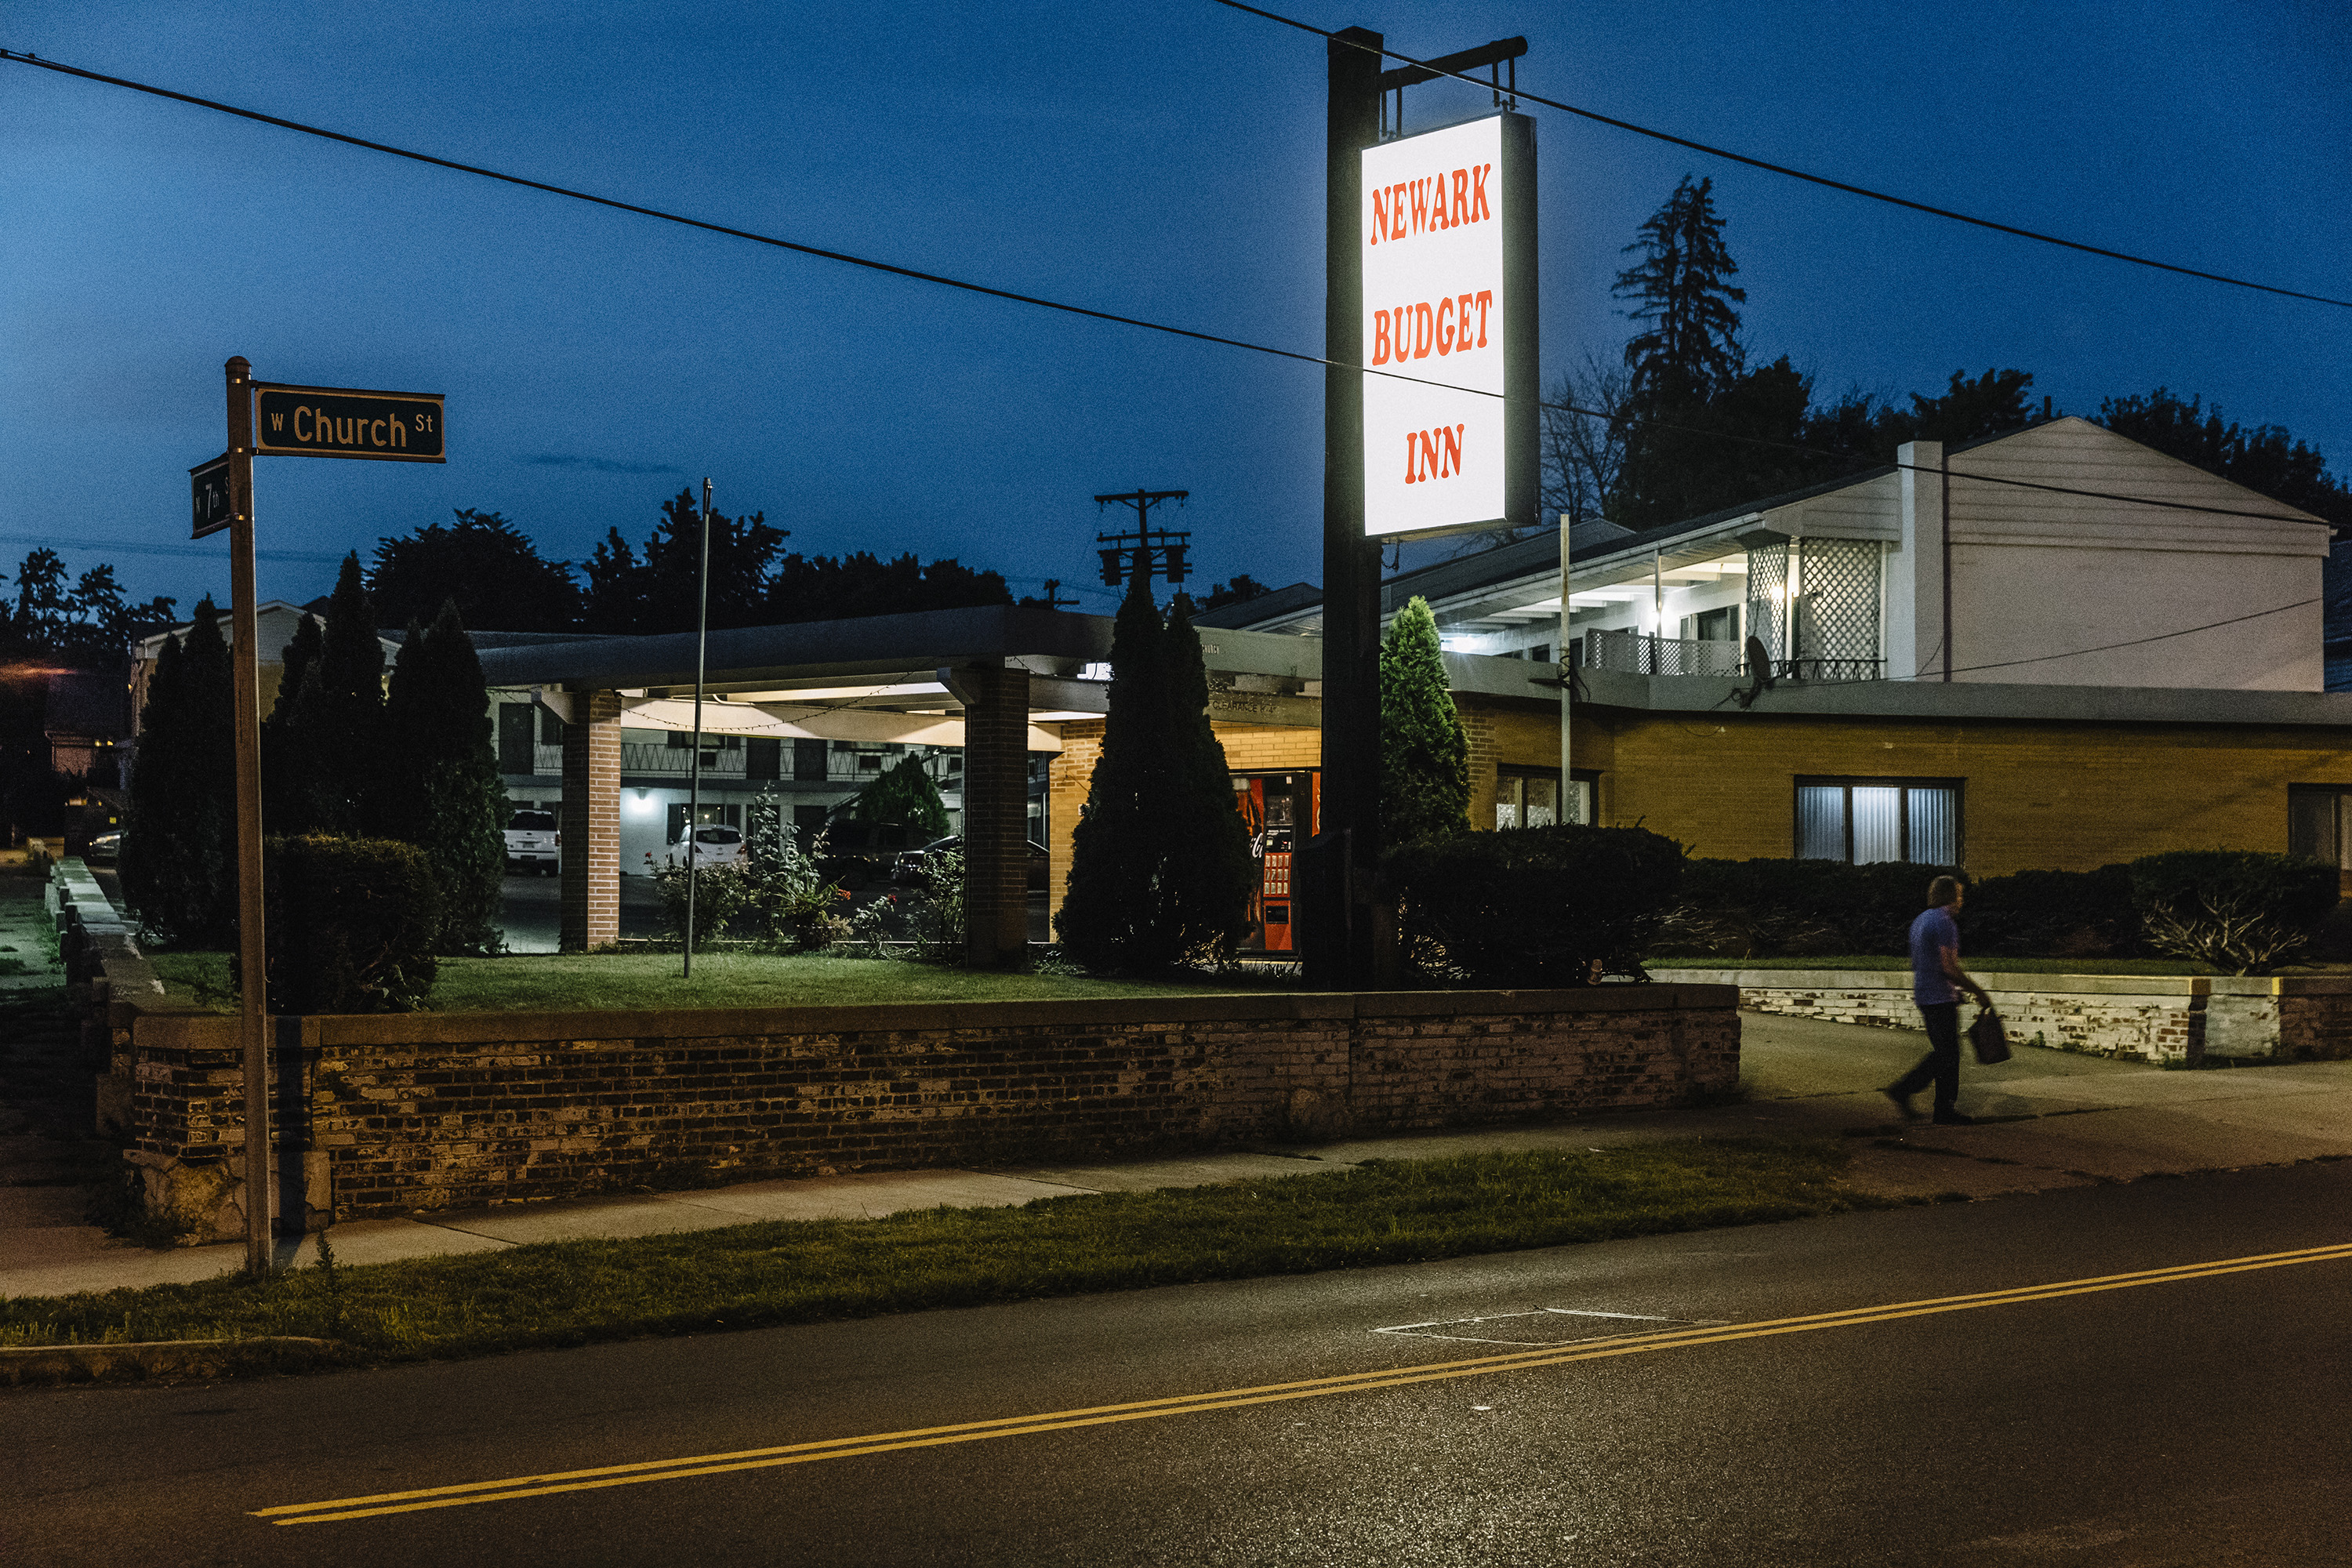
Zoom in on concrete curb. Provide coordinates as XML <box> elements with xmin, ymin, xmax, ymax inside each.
<box><xmin>0</xmin><ymin>1336</ymin><xmax>341</xmax><ymax>1388</ymax></box>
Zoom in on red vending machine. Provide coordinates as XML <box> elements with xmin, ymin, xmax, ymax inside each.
<box><xmin>1232</xmin><ymin>771</ymin><xmax>1319</xmax><ymax>953</ymax></box>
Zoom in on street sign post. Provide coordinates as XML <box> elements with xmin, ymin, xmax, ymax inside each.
<box><xmin>208</xmin><ymin>361</ymin><xmax>447</xmax><ymax>1276</ymax></box>
<box><xmin>189</xmin><ymin>452</ymin><xmax>233</xmax><ymax>539</ymax></box>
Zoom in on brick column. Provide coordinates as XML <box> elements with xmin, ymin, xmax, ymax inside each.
<box><xmin>559</xmin><ymin>689</ymin><xmax>622</xmax><ymax>952</ymax></box>
<box><xmin>958</xmin><ymin>664</ymin><xmax>1030</xmax><ymax>969</ymax></box>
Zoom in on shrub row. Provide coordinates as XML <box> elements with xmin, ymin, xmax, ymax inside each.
<box><xmin>1661</xmin><ymin>849</ymin><xmax>2338</xmax><ymax>975</ymax></box>
<box><xmin>1383</xmin><ymin>830</ymin><xmax>2340</xmax><ymax>983</ymax></box>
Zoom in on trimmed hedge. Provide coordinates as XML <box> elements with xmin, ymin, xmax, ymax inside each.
<box><xmin>1963</xmin><ymin>865</ymin><xmax>2139</xmax><ymax>958</ymax></box>
<box><xmin>1386</xmin><ymin>825</ymin><xmax>1684</xmax><ymax>985</ymax></box>
<box><xmin>1660</xmin><ymin>850</ymin><xmax>2338</xmax><ymax>969</ymax></box>
<box><xmin>1670</xmin><ymin>858</ymin><xmax>1960</xmax><ymax>958</ymax></box>
<box><xmin>263</xmin><ymin>834</ymin><xmax>441</xmax><ymax>1012</ymax></box>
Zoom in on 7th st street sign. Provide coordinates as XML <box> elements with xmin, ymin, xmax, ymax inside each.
<box><xmin>189</xmin><ymin>452</ymin><xmax>233</xmax><ymax>539</ymax></box>
<box><xmin>253</xmin><ymin>383</ymin><xmax>445</xmax><ymax>462</ymax></box>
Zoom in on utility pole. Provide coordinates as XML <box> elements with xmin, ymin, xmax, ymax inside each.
<box><xmin>683</xmin><ymin>477</ymin><xmax>711</xmax><ymax>980</ymax></box>
<box><xmin>1094</xmin><ymin>488</ymin><xmax>1191</xmax><ymax>592</ymax></box>
<box><xmin>1037</xmin><ymin>579</ymin><xmax>1076</xmax><ymax>611</ymax></box>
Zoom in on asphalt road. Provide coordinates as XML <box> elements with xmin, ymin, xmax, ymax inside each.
<box><xmin>8</xmin><ymin>1163</ymin><xmax>2349</xmax><ymax>1566</ymax></box>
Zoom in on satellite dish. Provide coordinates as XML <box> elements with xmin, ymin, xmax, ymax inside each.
<box><xmin>1734</xmin><ymin>635</ymin><xmax>1775</xmax><ymax>709</ymax></box>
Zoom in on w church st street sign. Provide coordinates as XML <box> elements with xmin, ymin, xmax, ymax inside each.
<box><xmin>252</xmin><ymin>382</ymin><xmax>445</xmax><ymax>461</ymax></box>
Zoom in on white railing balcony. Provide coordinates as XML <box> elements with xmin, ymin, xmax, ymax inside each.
<box><xmin>1582</xmin><ymin>627</ymin><xmax>1882</xmax><ymax>684</ymax></box>
<box><xmin>619</xmin><ymin>742</ymin><xmax>747</xmax><ymax>779</ymax></box>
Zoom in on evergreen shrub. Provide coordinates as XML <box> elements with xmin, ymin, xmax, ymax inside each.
<box><xmin>263</xmin><ymin>835</ymin><xmax>441</xmax><ymax>1013</ymax></box>
<box><xmin>1386</xmin><ymin>824</ymin><xmax>1685</xmax><ymax>985</ymax></box>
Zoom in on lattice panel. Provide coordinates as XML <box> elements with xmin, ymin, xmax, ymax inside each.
<box><xmin>1795</xmin><ymin>539</ymin><xmax>1881</xmax><ymax>661</ymax></box>
<box><xmin>1744</xmin><ymin>540</ymin><xmax>1789</xmax><ymax>657</ymax></box>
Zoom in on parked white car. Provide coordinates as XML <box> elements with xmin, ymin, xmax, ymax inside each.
<box><xmin>504</xmin><ymin>809</ymin><xmax>560</xmax><ymax>875</ymax></box>
<box><xmin>662</xmin><ymin>825</ymin><xmax>746</xmax><ymax>869</ymax></box>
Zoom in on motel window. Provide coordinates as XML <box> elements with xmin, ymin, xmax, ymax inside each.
<box><xmin>1795</xmin><ymin>778</ymin><xmax>1962</xmax><ymax>866</ymax></box>
<box><xmin>1495</xmin><ymin>766</ymin><xmax>1600</xmax><ymax>829</ymax></box>
<box><xmin>2288</xmin><ymin>786</ymin><xmax>2352</xmax><ymax>869</ymax></box>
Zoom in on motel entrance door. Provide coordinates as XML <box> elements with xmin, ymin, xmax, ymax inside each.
<box><xmin>1232</xmin><ymin>770</ymin><xmax>1319</xmax><ymax>955</ymax></box>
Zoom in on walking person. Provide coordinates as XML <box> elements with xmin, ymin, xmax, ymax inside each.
<box><xmin>1886</xmin><ymin>875</ymin><xmax>1990</xmax><ymax>1126</ymax></box>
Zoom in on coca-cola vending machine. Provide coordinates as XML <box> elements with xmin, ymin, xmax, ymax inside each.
<box><xmin>1232</xmin><ymin>771</ymin><xmax>1319</xmax><ymax>953</ymax></box>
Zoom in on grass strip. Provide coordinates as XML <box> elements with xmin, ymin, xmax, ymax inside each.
<box><xmin>1</xmin><ymin>1139</ymin><xmax>1886</xmax><ymax>1371</ymax></box>
<box><xmin>1646</xmin><ymin>956</ymin><xmax>2282</xmax><ymax>976</ymax></box>
<box><xmin>143</xmin><ymin>950</ymin><xmax>1294</xmax><ymax>1013</ymax></box>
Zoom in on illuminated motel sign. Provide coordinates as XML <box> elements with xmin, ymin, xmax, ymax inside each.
<box><xmin>1360</xmin><ymin>112</ymin><xmax>1537</xmax><ymax>541</ymax></box>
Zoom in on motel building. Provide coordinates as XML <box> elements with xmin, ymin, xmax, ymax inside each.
<box><xmin>463</xmin><ymin>418</ymin><xmax>2351</xmax><ymax>963</ymax></box>
<box><xmin>128</xmin><ymin>417</ymin><xmax>2346</xmax><ymax>962</ymax></box>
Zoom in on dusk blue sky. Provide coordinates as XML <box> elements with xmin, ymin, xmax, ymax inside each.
<box><xmin>5</xmin><ymin>1</ymin><xmax>2346</xmax><ymax>619</ymax></box>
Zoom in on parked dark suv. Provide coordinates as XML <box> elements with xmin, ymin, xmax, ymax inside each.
<box><xmin>891</xmin><ymin>836</ymin><xmax>1048</xmax><ymax>892</ymax></box>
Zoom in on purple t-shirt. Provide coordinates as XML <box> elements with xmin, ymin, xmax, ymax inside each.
<box><xmin>1910</xmin><ymin>906</ymin><xmax>1960</xmax><ymax>1007</ymax></box>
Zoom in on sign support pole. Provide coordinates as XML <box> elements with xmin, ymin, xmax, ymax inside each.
<box><xmin>224</xmin><ymin>356</ymin><xmax>272</xmax><ymax>1277</ymax></box>
<box><xmin>684</xmin><ymin>478</ymin><xmax>711</xmax><ymax>980</ymax></box>
<box><xmin>1308</xmin><ymin>25</ymin><xmax>1385</xmax><ymax>991</ymax></box>
<box><xmin>1559</xmin><ymin>514</ymin><xmax>1573</xmax><ymax>820</ymax></box>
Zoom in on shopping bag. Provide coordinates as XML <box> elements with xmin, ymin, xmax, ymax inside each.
<box><xmin>1968</xmin><ymin>1005</ymin><xmax>2012</xmax><ymax>1066</ymax></box>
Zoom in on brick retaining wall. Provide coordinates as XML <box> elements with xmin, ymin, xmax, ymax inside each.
<box><xmin>118</xmin><ymin>987</ymin><xmax>1735</xmax><ymax>1228</ymax></box>
<box><xmin>1649</xmin><ymin>968</ymin><xmax>2352</xmax><ymax>1064</ymax></box>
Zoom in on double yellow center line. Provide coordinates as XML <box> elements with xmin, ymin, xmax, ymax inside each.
<box><xmin>260</xmin><ymin>1240</ymin><xmax>2352</xmax><ymax>1526</ymax></box>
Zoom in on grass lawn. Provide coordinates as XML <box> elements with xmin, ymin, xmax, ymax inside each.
<box><xmin>1</xmin><ymin>1138</ymin><xmax>1889</xmax><ymax>1368</ymax></box>
<box><xmin>1642</xmin><ymin>955</ymin><xmax>2352</xmax><ymax>977</ymax></box>
<box><xmin>146</xmin><ymin>949</ymin><xmax>1294</xmax><ymax>1013</ymax></box>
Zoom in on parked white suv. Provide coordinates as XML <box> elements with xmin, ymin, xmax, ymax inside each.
<box><xmin>662</xmin><ymin>824</ymin><xmax>746</xmax><ymax>869</ymax></box>
<box><xmin>504</xmin><ymin>809</ymin><xmax>560</xmax><ymax>875</ymax></box>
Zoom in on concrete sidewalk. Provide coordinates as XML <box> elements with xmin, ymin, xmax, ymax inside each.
<box><xmin>5</xmin><ymin>1007</ymin><xmax>2349</xmax><ymax>1301</ymax></box>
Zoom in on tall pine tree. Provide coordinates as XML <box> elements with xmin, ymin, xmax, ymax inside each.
<box><xmin>381</xmin><ymin>601</ymin><xmax>507</xmax><ymax>953</ymax></box>
<box><xmin>1610</xmin><ymin>176</ymin><xmax>1751</xmax><ymax>530</ymax></box>
<box><xmin>1154</xmin><ymin>597</ymin><xmax>1255</xmax><ymax>964</ymax></box>
<box><xmin>261</xmin><ymin>611</ymin><xmax>323</xmax><ymax>830</ymax></box>
<box><xmin>121</xmin><ymin>598</ymin><xmax>237</xmax><ymax>945</ymax></box>
<box><xmin>1378</xmin><ymin>597</ymin><xmax>1469</xmax><ymax>845</ymax></box>
<box><xmin>1057</xmin><ymin>583</ymin><xmax>1253</xmax><ymax>973</ymax></box>
<box><xmin>1056</xmin><ymin>577</ymin><xmax>1167</xmax><ymax>972</ymax></box>
<box><xmin>289</xmin><ymin>553</ymin><xmax>387</xmax><ymax>833</ymax></box>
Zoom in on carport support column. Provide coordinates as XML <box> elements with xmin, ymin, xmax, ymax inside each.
<box><xmin>559</xmin><ymin>689</ymin><xmax>622</xmax><ymax>953</ymax></box>
<box><xmin>958</xmin><ymin>663</ymin><xmax>1030</xmax><ymax>969</ymax></box>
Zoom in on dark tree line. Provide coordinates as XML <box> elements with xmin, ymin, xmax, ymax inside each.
<box><xmin>363</xmin><ymin>492</ymin><xmax>1015</xmax><ymax>639</ymax></box>
<box><xmin>0</xmin><ymin>549</ymin><xmax>179</xmax><ymax>669</ymax></box>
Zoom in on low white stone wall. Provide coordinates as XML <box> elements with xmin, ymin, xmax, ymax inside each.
<box><xmin>1647</xmin><ymin>968</ymin><xmax>2352</xmax><ymax>1065</ymax></box>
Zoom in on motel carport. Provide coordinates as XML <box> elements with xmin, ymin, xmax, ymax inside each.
<box><xmin>470</xmin><ymin>605</ymin><xmax>1375</xmax><ymax>964</ymax></box>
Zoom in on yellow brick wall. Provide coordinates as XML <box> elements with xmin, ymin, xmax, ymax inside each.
<box><xmin>1599</xmin><ymin>712</ymin><xmax>2351</xmax><ymax>873</ymax></box>
<box><xmin>1044</xmin><ymin>696</ymin><xmax>2327</xmax><ymax>893</ymax></box>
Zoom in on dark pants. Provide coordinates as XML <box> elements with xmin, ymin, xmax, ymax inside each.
<box><xmin>1894</xmin><ymin>1002</ymin><xmax>1962</xmax><ymax>1113</ymax></box>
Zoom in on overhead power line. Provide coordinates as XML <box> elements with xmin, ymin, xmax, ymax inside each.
<box><xmin>1890</xmin><ymin>595</ymin><xmax>2322</xmax><ymax>678</ymax></box>
<box><xmin>0</xmin><ymin>49</ymin><xmax>2324</xmax><ymax>531</ymax></box>
<box><xmin>1209</xmin><ymin>1</ymin><xmax>2352</xmax><ymax>311</ymax></box>
<box><xmin>0</xmin><ymin>532</ymin><xmax>345</xmax><ymax>565</ymax></box>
